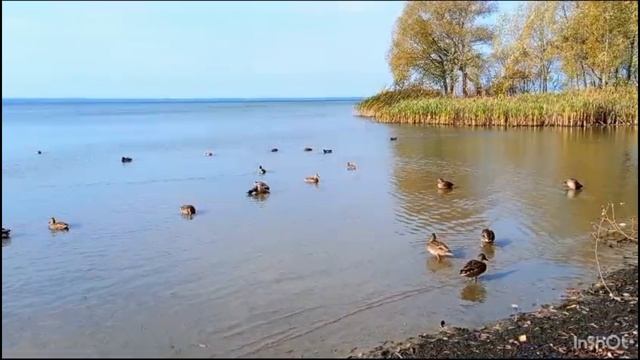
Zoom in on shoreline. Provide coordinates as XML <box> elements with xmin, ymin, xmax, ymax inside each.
<box><xmin>349</xmin><ymin>263</ymin><xmax>638</xmax><ymax>358</ymax></box>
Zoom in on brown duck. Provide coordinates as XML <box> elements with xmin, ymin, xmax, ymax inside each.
<box><xmin>437</xmin><ymin>178</ymin><xmax>454</xmax><ymax>190</ymax></box>
<box><xmin>481</xmin><ymin>228</ymin><xmax>495</xmax><ymax>245</ymax></box>
<box><xmin>460</xmin><ymin>253</ymin><xmax>488</xmax><ymax>282</ymax></box>
<box><xmin>180</xmin><ymin>205</ymin><xmax>196</xmax><ymax>216</ymax></box>
<box><xmin>426</xmin><ymin>233</ymin><xmax>454</xmax><ymax>260</ymax></box>
<box><xmin>48</xmin><ymin>217</ymin><xmax>70</xmax><ymax>231</ymax></box>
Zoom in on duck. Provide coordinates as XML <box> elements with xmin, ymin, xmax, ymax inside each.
<box><xmin>481</xmin><ymin>228</ymin><xmax>495</xmax><ymax>245</ymax></box>
<box><xmin>271</xmin><ymin>148</ymin><xmax>279</xmax><ymax>152</ymax></box>
<box><xmin>347</xmin><ymin>162</ymin><xmax>357</xmax><ymax>171</ymax></box>
<box><xmin>563</xmin><ymin>178</ymin><xmax>583</xmax><ymax>190</ymax></box>
<box><xmin>2</xmin><ymin>228</ymin><xmax>10</xmax><ymax>239</ymax></box>
<box><xmin>460</xmin><ymin>253</ymin><xmax>489</xmax><ymax>282</ymax></box>
<box><xmin>437</xmin><ymin>178</ymin><xmax>454</xmax><ymax>190</ymax></box>
<box><xmin>390</xmin><ymin>137</ymin><xmax>398</xmax><ymax>141</ymax></box>
<box><xmin>247</xmin><ymin>180</ymin><xmax>270</xmax><ymax>196</ymax></box>
<box><xmin>259</xmin><ymin>165</ymin><xmax>267</xmax><ymax>175</ymax></box>
<box><xmin>180</xmin><ymin>205</ymin><xmax>196</xmax><ymax>216</ymax></box>
<box><xmin>204</xmin><ymin>151</ymin><xmax>213</xmax><ymax>157</ymax></box>
<box><xmin>426</xmin><ymin>233</ymin><xmax>453</xmax><ymax>260</ymax></box>
<box><xmin>37</xmin><ymin>150</ymin><xmax>42</xmax><ymax>155</ymax></box>
<box><xmin>304</xmin><ymin>173</ymin><xmax>320</xmax><ymax>184</ymax></box>
<box><xmin>304</xmin><ymin>147</ymin><xmax>313</xmax><ymax>152</ymax></box>
<box><xmin>48</xmin><ymin>217</ymin><xmax>70</xmax><ymax>231</ymax></box>
<box><xmin>121</xmin><ymin>156</ymin><xmax>133</xmax><ymax>163</ymax></box>
<box><xmin>323</xmin><ymin>149</ymin><xmax>333</xmax><ymax>154</ymax></box>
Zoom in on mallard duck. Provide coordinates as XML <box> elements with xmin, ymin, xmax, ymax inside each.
<box><xmin>304</xmin><ymin>173</ymin><xmax>320</xmax><ymax>184</ymax></box>
<box><xmin>180</xmin><ymin>205</ymin><xmax>196</xmax><ymax>216</ymax></box>
<box><xmin>347</xmin><ymin>162</ymin><xmax>357</xmax><ymax>171</ymax></box>
<box><xmin>437</xmin><ymin>178</ymin><xmax>454</xmax><ymax>189</ymax></box>
<box><xmin>304</xmin><ymin>147</ymin><xmax>313</xmax><ymax>152</ymax></box>
<box><xmin>259</xmin><ymin>165</ymin><xmax>267</xmax><ymax>175</ymax></box>
<box><xmin>426</xmin><ymin>233</ymin><xmax>453</xmax><ymax>260</ymax></box>
<box><xmin>247</xmin><ymin>181</ymin><xmax>270</xmax><ymax>195</ymax></box>
<box><xmin>271</xmin><ymin>148</ymin><xmax>279</xmax><ymax>152</ymax></box>
<box><xmin>481</xmin><ymin>228</ymin><xmax>495</xmax><ymax>245</ymax></box>
<box><xmin>2</xmin><ymin>228</ymin><xmax>10</xmax><ymax>239</ymax></box>
<box><xmin>323</xmin><ymin>149</ymin><xmax>333</xmax><ymax>154</ymax></box>
<box><xmin>563</xmin><ymin>178</ymin><xmax>583</xmax><ymax>190</ymax></box>
<box><xmin>460</xmin><ymin>253</ymin><xmax>488</xmax><ymax>282</ymax></box>
<box><xmin>48</xmin><ymin>217</ymin><xmax>69</xmax><ymax>231</ymax></box>
<box><xmin>390</xmin><ymin>137</ymin><xmax>398</xmax><ymax>141</ymax></box>
<box><xmin>121</xmin><ymin>156</ymin><xmax>133</xmax><ymax>163</ymax></box>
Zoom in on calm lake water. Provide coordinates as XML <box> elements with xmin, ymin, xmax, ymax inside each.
<box><xmin>2</xmin><ymin>100</ymin><xmax>638</xmax><ymax>357</ymax></box>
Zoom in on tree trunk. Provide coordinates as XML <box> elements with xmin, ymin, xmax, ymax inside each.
<box><xmin>461</xmin><ymin>67</ymin><xmax>468</xmax><ymax>97</ymax></box>
<box><xmin>626</xmin><ymin>36</ymin><xmax>636</xmax><ymax>83</ymax></box>
<box><xmin>443</xmin><ymin>76</ymin><xmax>449</xmax><ymax>96</ymax></box>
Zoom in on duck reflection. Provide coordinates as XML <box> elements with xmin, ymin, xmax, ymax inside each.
<box><xmin>480</xmin><ymin>243</ymin><xmax>495</xmax><ymax>260</ymax></box>
<box><xmin>2</xmin><ymin>237</ymin><xmax>11</xmax><ymax>247</ymax></box>
<box><xmin>250</xmin><ymin>193</ymin><xmax>270</xmax><ymax>202</ymax></box>
<box><xmin>437</xmin><ymin>188</ymin><xmax>453</xmax><ymax>195</ymax></box>
<box><xmin>460</xmin><ymin>282</ymin><xmax>487</xmax><ymax>303</ymax></box>
<box><xmin>566</xmin><ymin>189</ymin><xmax>582</xmax><ymax>199</ymax></box>
<box><xmin>425</xmin><ymin>256</ymin><xmax>453</xmax><ymax>273</ymax></box>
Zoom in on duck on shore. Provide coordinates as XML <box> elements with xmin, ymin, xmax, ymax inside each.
<box><xmin>48</xmin><ymin>217</ymin><xmax>70</xmax><ymax>231</ymax></box>
<box><xmin>563</xmin><ymin>178</ymin><xmax>583</xmax><ymax>190</ymax></box>
<box><xmin>259</xmin><ymin>165</ymin><xmax>267</xmax><ymax>175</ymax></box>
<box><xmin>180</xmin><ymin>205</ymin><xmax>196</xmax><ymax>216</ymax></box>
<box><xmin>121</xmin><ymin>156</ymin><xmax>133</xmax><ymax>163</ymax></box>
<box><xmin>460</xmin><ymin>254</ymin><xmax>488</xmax><ymax>282</ymax></box>
<box><xmin>2</xmin><ymin>228</ymin><xmax>10</xmax><ymax>239</ymax></box>
<box><xmin>481</xmin><ymin>228</ymin><xmax>495</xmax><ymax>245</ymax></box>
<box><xmin>347</xmin><ymin>162</ymin><xmax>357</xmax><ymax>171</ymax></box>
<box><xmin>305</xmin><ymin>173</ymin><xmax>320</xmax><ymax>184</ymax></box>
<box><xmin>437</xmin><ymin>178</ymin><xmax>454</xmax><ymax>190</ymax></box>
<box><xmin>426</xmin><ymin>233</ymin><xmax>453</xmax><ymax>260</ymax></box>
<box><xmin>248</xmin><ymin>181</ymin><xmax>270</xmax><ymax>195</ymax></box>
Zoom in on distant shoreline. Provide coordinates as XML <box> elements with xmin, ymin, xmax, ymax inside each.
<box><xmin>2</xmin><ymin>97</ymin><xmax>364</xmax><ymax>105</ymax></box>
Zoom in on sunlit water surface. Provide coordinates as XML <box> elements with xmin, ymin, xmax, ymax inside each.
<box><xmin>2</xmin><ymin>100</ymin><xmax>638</xmax><ymax>357</ymax></box>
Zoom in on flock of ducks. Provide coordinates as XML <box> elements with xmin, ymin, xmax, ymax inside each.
<box><xmin>2</xmin><ymin>140</ymin><xmax>586</xmax><ymax>285</ymax></box>
<box><xmin>426</xmin><ymin>178</ymin><xmax>584</xmax><ymax>282</ymax></box>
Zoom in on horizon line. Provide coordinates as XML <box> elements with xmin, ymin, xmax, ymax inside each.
<box><xmin>3</xmin><ymin>96</ymin><xmax>364</xmax><ymax>101</ymax></box>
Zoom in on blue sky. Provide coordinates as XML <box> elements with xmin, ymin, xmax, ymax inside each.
<box><xmin>2</xmin><ymin>1</ymin><xmax>520</xmax><ymax>98</ymax></box>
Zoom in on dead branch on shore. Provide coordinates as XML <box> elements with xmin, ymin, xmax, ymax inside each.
<box><xmin>591</xmin><ymin>202</ymin><xmax>638</xmax><ymax>301</ymax></box>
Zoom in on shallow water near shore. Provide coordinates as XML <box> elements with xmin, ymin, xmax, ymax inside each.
<box><xmin>2</xmin><ymin>100</ymin><xmax>638</xmax><ymax>357</ymax></box>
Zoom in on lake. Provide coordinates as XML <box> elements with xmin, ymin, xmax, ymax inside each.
<box><xmin>2</xmin><ymin>99</ymin><xmax>638</xmax><ymax>357</ymax></box>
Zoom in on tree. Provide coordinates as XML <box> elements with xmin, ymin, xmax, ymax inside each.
<box><xmin>388</xmin><ymin>1</ymin><xmax>496</xmax><ymax>96</ymax></box>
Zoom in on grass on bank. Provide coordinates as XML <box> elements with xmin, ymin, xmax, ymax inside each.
<box><xmin>356</xmin><ymin>86</ymin><xmax>638</xmax><ymax>126</ymax></box>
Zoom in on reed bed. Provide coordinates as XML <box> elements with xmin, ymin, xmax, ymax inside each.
<box><xmin>356</xmin><ymin>86</ymin><xmax>638</xmax><ymax>127</ymax></box>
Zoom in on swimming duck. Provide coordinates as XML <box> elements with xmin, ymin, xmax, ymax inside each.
<box><xmin>304</xmin><ymin>173</ymin><xmax>320</xmax><ymax>184</ymax></box>
<box><xmin>563</xmin><ymin>178</ymin><xmax>583</xmax><ymax>190</ymax></box>
<box><xmin>48</xmin><ymin>217</ymin><xmax>70</xmax><ymax>231</ymax></box>
<box><xmin>37</xmin><ymin>150</ymin><xmax>42</xmax><ymax>155</ymax></box>
<box><xmin>304</xmin><ymin>147</ymin><xmax>313</xmax><ymax>152</ymax></box>
<box><xmin>2</xmin><ymin>228</ymin><xmax>10</xmax><ymax>239</ymax></box>
<box><xmin>437</xmin><ymin>178</ymin><xmax>454</xmax><ymax>190</ymax></box>
<box><xmin>180</xmin><ymin>205</ymin><xmax>196</xmax><ymax>216</ymax></box>
<box><xmin>259</xmin><ymin>165</ymin><xmax>267</xmax><ymax>175</ymax></box>
<box><xmin>204</xmin><ymin>151</ymin><xmax>213</xmax><ymax>157</ymax></box>
<box><xmin>426</xmin><ymin>233</ymin><xmax>454</xmax><ymax>260</ymax></box>
<box><xmin>271</xmin><ymin>148</ymin><xmax>279</xmax><ymax>152</ymax></box>
<box><xmin>460</xmin><ymin>253</ymin><xmax>488</xmax><ymax>282</ymax></box>
<box><xmin>481</xmin><ymin>228</ymin><xmax>495</xmax><ymax>245</ymax></box>
<box><xmin>390</xmin><ymin>137</ymin><xmax>398</xmax><ymax>141</ymax></box>
<box><xmin>247</xmin><ymin>181</ymin><xmax>270</xmax><ymax>195</ymax></box>
<box><xmin>121</xmin><ymin>156</ymin><xmax>133</xmax><ymax>163</ymax></box>
<box><xmin>347</xmin><ymin>162</ymin><xmax>357</xmax><ymax>171</ymax></box>
<box><xmin>323</xmin><ymin>149</ymin><xmax>333</xmax><ymax>154</ymax></box>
